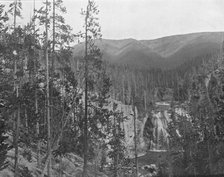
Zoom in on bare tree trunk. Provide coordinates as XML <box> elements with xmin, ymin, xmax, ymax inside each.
<box><xmin>133</xmin><ymin>105</ymin><xmax>138</xmax><ymax>177</ymax></box>
<box><xmin>45</xmin><ymin>1</ymin><xmax>51</xmax><ymax>176</ymax></box>
<box><xmin>120</xmin><ymin>107</ymin><xmax>125</xmax><ymax>132</ymax></box>
<box><xmin>14</xmin><ymin>105</ymin><xmax>20</xmax><ymax>177</ymax></box>
<box><xmin>35</xmin><ymin>47</ymin><xmax>40</xmax><ymax>167</ymax></box>
<box><xmin>59</xmin><ymin>69</ymin><xmax>65</xmax><ymax>177</ymax></box>
<box><xmin>52</xmin><ymin>0</ymin><xmax>55</xmax><ymax>73</ymax></box>
<box><xmin>25</xmin><ymin>108</ymin><xmax>28</xmax><ymax>131</ymax></box>
<box><xmin>144</xmin><ymin>90</ymin><xmax>147</xmax><ymax>112</ymax></box>
<box><xmin>36</xmin><ymin>99</ymin><xmax>40</xmax><ymax>167</ymax></box>
<box><xmin>13</xmin><ymin>1</ymin><xmax>20</xmax><ymax>176</ymax></box>
<box><xmin>122</xmin><ymin>75</ymin><xmax>125</xmax><ymax>103</ymax></box>
<box><xmin>127</xmin><ymin>73</ymin><xmax>131</xmax><ymax>104</ymax></box>
<box><xmin>113</xmin><ymin>116</ymin><xmax>118</xmax><ymax>177</ymax></box>
<box><xmin>36</xmin><ymin>46</ymin><xmax>41</xmax><ymax>168</ymax></box>
<box><xmin>83</xmin><ymin>2</ymin><xmax>89</xmax><ymax>176</ymax></box>
<box><xmin>117</xmin><ymin>111</ymin><xmax>121</xmax><ymax>177</ymax></box>
<box><xmin>14</xmin><ymin>39</ymin><xmax>21</xmax><ymax>177</ymax></box>
<box><xmin>49</xmin><ymin>2</ymin><xmax>55</xmax><ymax>170</ymax></box>
<box><xmin>133</xmin><ymin>74</ymin><xmax>136</xmax><ymax>98</ymax></box>
<box><xmin>35</xmin><ymin>60</ymin><xmax>40</xmax><ymax>167</ymax></box>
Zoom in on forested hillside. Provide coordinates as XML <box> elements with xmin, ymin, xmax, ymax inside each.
<box><xmin>73</xmin><ymin>37</ymin><xmax>220</xmax><ymax>111</ymax></box>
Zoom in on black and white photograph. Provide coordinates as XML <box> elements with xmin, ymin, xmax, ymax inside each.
<box><xmin>1</xmin><ymin>0</ymin><xmax>224</xmax><ymax>176</ymax></box>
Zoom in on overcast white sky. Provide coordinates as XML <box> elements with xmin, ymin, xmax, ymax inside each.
<box><xmin>2</xmin><ymin>0</ymin><xmax>224</xmax><ymax>40</ymax></box>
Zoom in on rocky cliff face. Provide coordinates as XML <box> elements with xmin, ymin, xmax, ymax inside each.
<box><xmin>107</xmin><ymin>100</ymin><xmax>147</xmax><ymax>157</ymax></box>
<box><xmin>111</xmin><ymin>100</ymin><xmax>172</xmax><ymax>157</ymax></box>
<box><xmin>114</xmin><ymin>99</ymin><xmax>189</xmax><ymax>158</ymax></box>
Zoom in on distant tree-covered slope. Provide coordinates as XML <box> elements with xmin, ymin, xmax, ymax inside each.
<box><xmin>71</xmin><ymin>32</ymin><xmax>221</xmax><ymax>107</ymax></box>
<box><xmin>73</xmin><ymin>32</ymin><xmax>223</xmax><ymax>70</ymax></box>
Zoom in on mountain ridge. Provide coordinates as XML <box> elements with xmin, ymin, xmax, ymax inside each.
<box><xmin>73</xmin><ymin>32</ymin><xmax>224</xmax><ymax>69</ymax></box>
<box><xmin>103</xmin><ymin>31</ymin><xmax>224</xmax><ymax>42</ymax></box>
